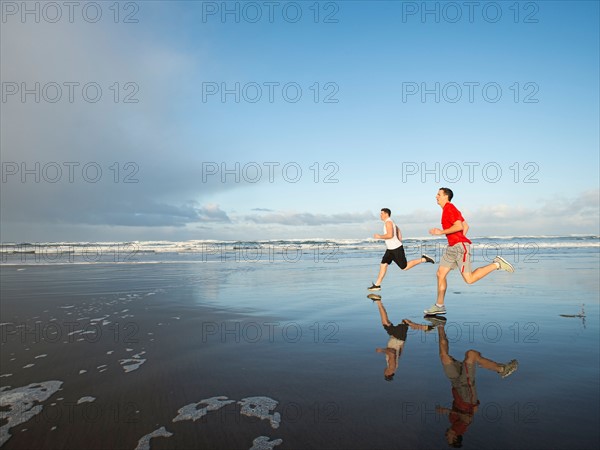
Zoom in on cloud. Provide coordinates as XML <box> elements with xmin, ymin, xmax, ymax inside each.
<box><xmin>99</xmin><ymin>202</ymin><xmax>230</xmax><ymax>227</ymax></box>
<box><xmin>470</xmin><ymin>189</ymin><xmax>600</xmax><ymax>234</ymax></box>
<box><xmin>196</xmin><ymin>204</ymin><xmax>231</xmax><ymax>223</ymax></box>
<box><xmin>251</xmin><ymin>208</ymin><xmax>275</xmax><ymax>212</ymax></box>
<box><xmin>0</xmin><ymin>14</ymin><xmax>241</xmax><ymax>238</ymax></box>
<box><xmin>243</xmin><ymin>211</ymin><xmax>375</xmax><ymax>226</ymax></box>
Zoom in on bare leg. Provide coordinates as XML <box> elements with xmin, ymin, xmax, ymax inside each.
<box><xmin>374</xmin><ymin>300</ymin><xmax>391</xmax><ymax>326</ymax></box>
<box><xmin>437</xmin><ymin>326</ymin><xmax>453</xmax><ymax>365</ymax></box>
<box><xmin>402</xmin><ymin>257</ymin><xmax>427</xmax><ymax>271</ymax></box>
<box><xmin>461</xmin><ymin>263</ymin><xmax>498</xmax><ymax>285</ymax></box>
<box><xmin>404</xmin><ymin>320</ymin><xmax>429</xmax><ymax>332</ymax></box>
<box><xmin>464</xmin><ymin>350</ymin><xmax>502</xmax><ymax>373</ymax></box>
<box><xmin>436</xmin><ymin>266</ymin><xmax>452</xmax><ymax>306</ymax></box>
<box><xmin>375</xmin><ymin>263</ymin><xmax>389</xmax><ymax>286</ymax></box>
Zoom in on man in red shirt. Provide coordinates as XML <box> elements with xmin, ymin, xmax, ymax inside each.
<box><xmin>435</xmin><ymin>322</ymin><xmax>518</xmax><ymax>447</ymax></box>
<box><xmin>424</xmin><ymin>188</ymin><xmax>514</xmax><ymax>315</ymax></box>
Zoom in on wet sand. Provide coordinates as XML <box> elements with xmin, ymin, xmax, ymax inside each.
<box><xmin>1</xmin><ymin>251</ymin><xmax>598</xmax><ymax>449</ymax></box>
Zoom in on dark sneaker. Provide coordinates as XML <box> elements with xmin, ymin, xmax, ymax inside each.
<box><xmin>422</xmin><ymin>254</ymin><xmax>435</xmax><ymax>264</ymax></box>
<box><xmin>499</xmin><ymin>359</ymin><xmax>519</xmax><ymax>378</ymax></box>
<box><xmin>424</xmin><ymin>304</ymin><xmax>446</xmax><ymax>315</ymax></box>
<box><xmin>367</xmin><ymin>294</ymin><xmax>382</xmax><ymax>302</ymax></box>
<box><xmin>368</xmin><ymin>283</ymin><xmax>381</xmax><ymax>291</ymax></box>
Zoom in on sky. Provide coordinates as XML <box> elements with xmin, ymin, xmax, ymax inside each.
<box><xmin>1</xmin><ymin>0</ymin><xmax>599</xmax><ymax>242</ymax></box>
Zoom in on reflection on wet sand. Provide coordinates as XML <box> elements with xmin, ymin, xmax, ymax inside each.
<box><xmin>368</xmin><ymin>294</ymin><xmax>439</xmax><ymax>381</ymax></box>
<box><xmin>435</xmin><ymin>323</ymin><xmax>518</xmax><ymax>448</ymax></box>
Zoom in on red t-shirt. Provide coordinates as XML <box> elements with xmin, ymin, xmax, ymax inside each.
<box><xmin>449</xmin><ymin>387</ymin><xmax>479</xmax><ymax>436</ymax></box>
<box><xmin>442</xmin><ymin>203</ymin><xmax>472</xmax><ymax>246</ymax></box>
<box><xmin>449</xmin><ymin>411</ymin><xmax>470</xmax><ymax>436</ymax></box>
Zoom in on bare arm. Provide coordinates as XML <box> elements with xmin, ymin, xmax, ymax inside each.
<box><xmin>374</xmin><ymin>221</ymin><xmax>394</xmax><ymax>240</ymax></box>
<box><xmin>429</xmin><ymin>220</ymin><xmax>463</xmax><ymax>236</ymax></box>
<box><xmin>402</xmin><ymin>319</ymin><xmax>429</xmax><ymax>331</ymax></box>
<box><xmin>436</xmin><ymin>406</ymin><xmax>474</xmax><ymax>421</ymax></box>
<box><xmin>436</xmin><ymin>406</ymin><xmax>451</xmax><ymax>415</ymax></box>
<box><xmin>462</xmin><ymin>221</ymin><xmax>469</xmax><ymax>236</ymax></box>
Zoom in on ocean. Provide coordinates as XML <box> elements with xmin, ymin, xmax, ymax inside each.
<box><xmin>1</xmin><ymin>235</ymin><xmax>598</xmax><ymax>265</ymax></box>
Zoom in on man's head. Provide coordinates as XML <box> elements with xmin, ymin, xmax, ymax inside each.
<box><xmin>380</xmin><ymin>208</ymin><xmax>391</xmax><ymax>220</ymax></box>
<box><xmin>436</xmin><ymin>188</ymin><xmax>454</xmax><ymax>207</ymax></box>
<box><xmin>445</xmin><ymin>428</ymin><xmax>463</xmax><ymax>448</ymax></box>
<box><xmin>378</xmin><ymin>344</ymin><xmax>402</xmax><ymax>381</ymax></box>
<box><xmin>384</xmin><ymin>369</ymin><xmax>395</xmax><ymax>382</ymax></box>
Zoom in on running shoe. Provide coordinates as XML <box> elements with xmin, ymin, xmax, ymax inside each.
<box><xmin>494</xmin><ymin>256</ymin><xmax>515</xmax><ymax>273</ymax></box>
<box><xmin>424</xmin><ymin>316</ymin><xmax>447</xmax><ymax>328</ymax></box>
<box><xmin>424</xmin><ymin>304</ymin><xmax>447</xmax><ymax>315</ymax></box>
<box><xmin>422</xmin><ymin>254</ymin><xmax>435</xmax><ymax>264</ymax></box>
<box><xmin>368</xmin><ymin>283</ymin><xmax>381</xmax><ymax>291</ymax></box>
<box><xmin>367</xmin><ymin>294</ymin><xmax>382</xmax><ymax>302</ymax></box>
<box><xmin>498</xmin><ymin>359</ymin><xmax>519</xmax><ymax>378</ymax></box>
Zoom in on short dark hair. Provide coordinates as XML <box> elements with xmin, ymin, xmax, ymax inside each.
<box><xmin>384</xmin><ymin>373</ymin><xmax>394</xmax><ymax>382</ymax></box>
<box><xmin>381</xmin><ymin>208</ymin><xmax>391</xmax><ymax>217</ymax></box>
<box><xmin>445</xmin><ymin>428</ymin><xmax>463</xmax><ymax>448</ymax></box>
<box><xmin>440</xmin><ymin>187</ymin><xmax>454</xmax><ymax>202</ymax></box>
<box><xmin>449</xmin><ymin>435</ymin><xmax>463</xmax><ymax>448</ymax></box>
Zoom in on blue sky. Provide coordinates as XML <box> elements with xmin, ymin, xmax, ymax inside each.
<box><xmin>1</xmin><ymin>1</ymin><xmax>598</xmax><ymax>241</ymax></box>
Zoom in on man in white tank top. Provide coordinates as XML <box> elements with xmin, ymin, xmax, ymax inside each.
<box><xmin>368</xmin><ymin>208</ymin><xmax>435</xmax><ymax>291</ymax></box>
<box><xmin>368</xmin><ymin>294</ymin><xmax>440</xmax><ymax>381</ymax></box>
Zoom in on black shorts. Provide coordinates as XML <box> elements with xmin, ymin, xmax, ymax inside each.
<box><xmin>381</xmin><ymin>246</ymin><xmax>407</xmax><ymax>269</ymax></box>
<box><xmin>384</xmin><ymin>323</ymin><xmax>408</xmax><ymax>341</ymax></box>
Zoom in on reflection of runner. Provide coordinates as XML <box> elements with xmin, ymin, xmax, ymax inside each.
<box><xmin>368</xmin><ymin>208</ymin><xmax>434</xmax><ymax>291</ymax></box>
<box><xmin>369</xmin><ymin>294</ymin><xmax>438</xmax><ymax>381</ymax></box>
<box><xmin>425</xmin><ymin>188</ymin><xmax>515</xmax><ymax>315</ymax></box>
<box><xmin>434</xmin><ymin>322</ymin><xmax>518</xmax><ymax>447</ymax></box>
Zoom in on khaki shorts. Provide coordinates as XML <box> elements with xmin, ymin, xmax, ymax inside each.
<box><xmin>440</xmin><ymin>243</ymin><xmax>472</xmax><ymax>274</ymax></box>
<box><xmin>443</xmin><ymin>358</ymin><xmax>478</xmax><ymax>405</ymax></box>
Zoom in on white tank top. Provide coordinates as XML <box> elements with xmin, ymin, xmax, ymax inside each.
<box><xmin>385</xmin><ymin>336</ymin><xmax>404</xmax><ymax>370</ymax></box>
<box><xmin>384</xmin><ymin>218</ymin><xmax>402</xmax><ymax>250</ymax></box>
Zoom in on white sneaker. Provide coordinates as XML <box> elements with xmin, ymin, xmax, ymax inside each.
<box><xmin>494</xmin><ymin>256</ymin><xmax>515</xmax><ymax>273</ymax></box>
<box><xmin>424</xmin><ymin>304</ymin><xmax>446</xmax><ymax>315</ymax></box>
